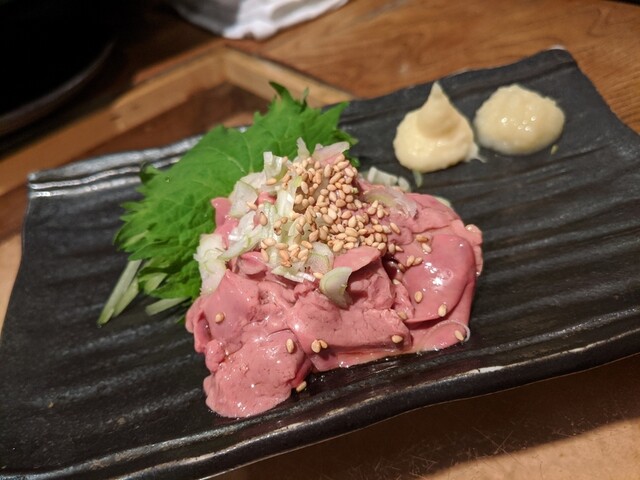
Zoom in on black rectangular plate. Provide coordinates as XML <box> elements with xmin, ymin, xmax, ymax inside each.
<box><xmin>1</xmin><ymin>49</ymin><xmax>639</xmax><ymax>479</ymax></box>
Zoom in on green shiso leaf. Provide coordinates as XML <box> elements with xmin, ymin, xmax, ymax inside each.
<box><xmin>99</xmin><ymin>85</ymin><xmax>355</xmax><ymax>324</ymax></box>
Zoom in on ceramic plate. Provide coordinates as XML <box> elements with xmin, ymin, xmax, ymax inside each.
<box><xmin>1</xmin><ymin>49</ymin><xmax>639</xmax><ymax>479</ymax></box>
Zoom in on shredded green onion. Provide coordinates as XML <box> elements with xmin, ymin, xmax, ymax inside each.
<box><xmin>145</xmin><ymin>297</ymin><xmax>188</xmax><ymax>316</ymax></box>
<box><xmin>97</xmin><ymin>260</ymin><xmax>142</xmax><ymax>325</ymax></box>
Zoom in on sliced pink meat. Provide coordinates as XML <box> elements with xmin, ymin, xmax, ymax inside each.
<box><xmin>286</xmin><ymin>259</ymin><xmax>410</xmax><ymax>371</ymax></box>
<box><xmin>187</xmin><ymin>186</ymin><xmax>483</xmax><ymax>418</ymax></box>
<box><xmin>211</xmin><ymin>197</ymin><xmax>238</xmax><ymax>248</ymax></box>
<box><xmin>204</xmin><ymin>329</ymin><xmax>312</xmax><ymax>417</ymax></box>
<box><xmin>333</xmin><ymin>245</ymin><xmax>381</xmax><ymax>271</ymax></box>
<box><xmin>396</xmin><ymin>235</ymin><xmax>477</xmax><ymax>323</ymax></box>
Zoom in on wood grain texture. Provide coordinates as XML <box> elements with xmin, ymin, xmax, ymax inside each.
<box><xmin>0</xmin><ymin>235</ymin><xmax>20</xmax><ymax>333</ymax></box>
<box><xmin>229</xmin><ymin>0</ymin><xmax>640</xmax><ymax>132</ymax></box>
<box><xmin>0</xmin><ymin>47</ymin><xmax>352</xmax><ymax>198</ymax></box>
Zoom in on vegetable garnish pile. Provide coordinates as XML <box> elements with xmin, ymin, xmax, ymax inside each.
<box><xmin>98</xmin><ymin>85</ymin><xmax>354</xmax><ymax>324</ymax></box>
<box><xmin>99</xmin><ymin>85</ymin><xmax>483</xmax><ymax>418</ymax></box>
<box><xmin>185</xmin><ymin>137</ymin><xmax>482</xmax><ymax>417</ymax></box>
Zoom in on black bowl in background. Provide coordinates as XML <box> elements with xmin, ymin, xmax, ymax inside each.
<box><xmin>0</xmin><ymin>0</ymin><xmax>125</xmax><ymax>136</ymax></box>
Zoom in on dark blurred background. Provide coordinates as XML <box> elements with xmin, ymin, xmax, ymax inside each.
<box><xmin>0</xmin><ymin>0</ymin><xmax>214</xmax><ymax>155</ymax></box>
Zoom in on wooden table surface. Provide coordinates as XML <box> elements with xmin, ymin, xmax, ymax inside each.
<box><xmin>1</xmin><ymin>0</ymin><xmax>639</xmax><ymax>478</ymax></box>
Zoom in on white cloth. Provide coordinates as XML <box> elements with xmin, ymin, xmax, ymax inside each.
<box><xmin>171</xmin><ymin>0</ymin><xmax>348</xmax><ymax>40</ymax></box>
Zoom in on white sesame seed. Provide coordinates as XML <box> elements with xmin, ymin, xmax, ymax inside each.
<box><xmin>214</xmin><ymin>312</ymin><xmax>225</xmax><ymax>323</ymax></box>
<box><xmin>390</xmin><ymin>222</ymin><xmax>401</xmax><ymax>234</ymax></box>
<box><xmin>414</xmin><ymin>291</ymin><xmax>423</xmax><ymax>303</ymax></box>
<box><xmin>311</xmin><ymin>340</ymin><xmax>322</xmax><ymax>353</ymax></box>
<box><xmin>438</xmin><ymin>303</ymin><xmax>448</xmax><ymax>317</ymax></box>
<box><xmin>296</xmin><ymin>381</ymin><xmax>307</xmax><ymax>392</ymax></box>
<box><xmin>454</xmin><ymin>330</ymin><xmax>465</xmax><ymax>342</ymax></box>
<box><xmin>266</xmin><ymin>177</ymin><xmax>277</xmax><ymax>185</ymax></box>
<box><xmin>288</xmin><ymin>242</ymin><xmax>299</xmax><ymax>252</ymax></box>
<box><xmin>279</xmin><ymin>250</ymin><xmax>290</xmax><ymax>262</ymax></box>
<box><xmin>391</xmin><ymin>335</ymin><xmax>404</xmax><ymax>344</ymax></box>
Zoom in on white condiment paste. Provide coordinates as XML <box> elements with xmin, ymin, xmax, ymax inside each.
<box><xmin>473</xmin><ymin>84</ymin><xmax>565</xmax><ymax>155</ymax></box>
<box><xmin>393</xmin><ymin>82</ymin><xmax>478</xmax><ymax>173</ymax></box>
